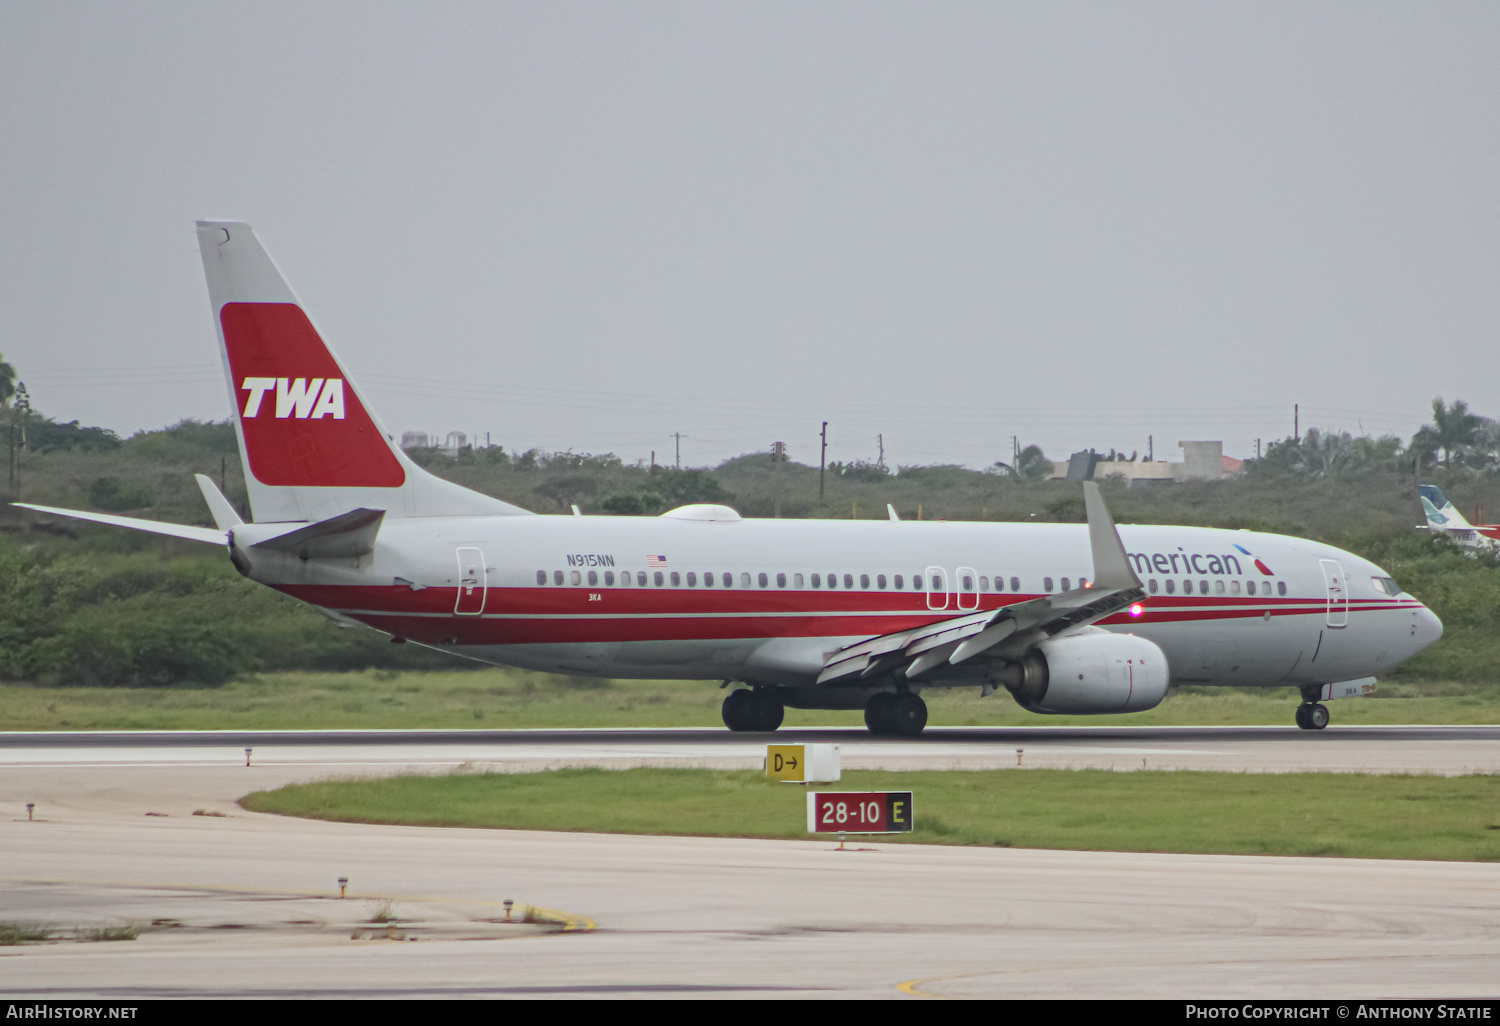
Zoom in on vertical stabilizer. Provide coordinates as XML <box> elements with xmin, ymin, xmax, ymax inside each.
<box><xmin>196</xmin><ymin>221</ymin><xmax>532</xmax><ymax>523</ymax></box>
<box><xmin>1419</xmin><ymin>484</ymin><xmax>1472</xmax><ymax>531</ymax></box>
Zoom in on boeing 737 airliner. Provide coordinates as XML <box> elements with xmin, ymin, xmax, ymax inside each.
<box><xmin>18</xmin><ymin>222</ymin><xmax>1444</xmax><ymax>734</ymax></box>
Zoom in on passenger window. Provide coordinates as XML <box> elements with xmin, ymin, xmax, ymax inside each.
<box><xmin>1246</xmin><ymin>581</ymin><xmax>1256</xmax><ymax>596</ymax></box>
<box><xmin>570</xmin><ymin>570</ymin><xmax>582</xmax><ymax>586</ymax></box>
<box><xmin>1231</xmin><ymin>580</ymin><xmax>1241</xmax><ymax>595</ymax></box>
<box><xmin>654</xmin><ymin>571</ymin><xmax>664</xmax><ymax>587</ymax></box>
<box><xmin>741</xmin><ymin>572</ymin><xmax>751</xmax><ymax>588</ymax></box>
<box><xmin>1278</xmin><ymin>581</ymin><xmax>1287</xmax><ymax>596</ymax></box>
<box><xmin>1060</xmin><ymin>577</ymin><xmax>1070</xmax><ymax>591</ymax></box>
<box><xmin>1010</xmin><ymin>577</ymin><xmax>1020</xmax><ymax>592</ymax></box>
<box><xmin>637</xmin><ymin>571</ymin><xmax>648</xmax><ymax>586</ymax></box>
<box><xmin>894</xmin><ymin>575</ymin><xmax>904</xmax><ymax>589</ymax></box>
<box><xmin>860</xmin><ymin>574</ymin><xmax>870</xmax><ymax>589</ymax></box>
<box><xmin>1182</xmin><ymin>580</ymin><xmax>1191</xmax><ymax>594</ymax></box>
<box><xmin>930</xmin><ymin>575</ymin><xmax>941</xmax><ymax>591</ymax></box>
<box><xmin>827</xmin><ymin>573</ymin><xmax>838</xmax><ymax>589</ymax></box>
<box><xmin>722</xmin><ymin>572</ymin><xmax>732</xmax><ymax>587</ymax></box>
<box><xmin>845</xmin><ymin>574</ymin><xmax>854</xmax><ymax>589</ymax></box>
<box><xmin>1165</xmin><ymin>580</ymin><xmax>1175</xmax><ymax>594</ymax></box>
<box><xmin>620</xmin><ymin>571</ymin><xmax>631</xmax><ymax>587</ymax></box>
<box><xmin>811</xmin><ymin>574</ymin><xmax>821</xmax><ymax>588</ymax></box>
<box><xmin>704</xmin><ymin>572</ymin><xmax>714</xmax><ymax>587</ymax></box>
<box><xmin>979</xmin><ymin>576</ymin><xmax>988</xmax><ymax>591</ymax></box>
<box><xmin>670</xmin><ymin>572</ymin><xmax>681</xmax><ymax>586</ymax></box>
<box><xmin>913</xmin><ymin>574</ymin><xmax>925</xmax><ymax>592</ymax></box>
<box><xmin>1200</xmin><ymin>579</ymin><xmax>1208</xmax><ymax>594</ymax></box>
<box><xmin>1044</xmin><ymin>577</ymin><xmax>1054</xmax><ymax>592</ymax></box>
<box><xmin>758</xmin><ymin>572</ymin><xmax>769</xmax><ymax>588</ymax></box>
<box><xmin>794</xmin><ymin>573</ymin><xmax>804</xmax><ymax>588</ymax></box>
<box><xmin>776</xmin><ymin>573</ymin><xmax>786</xmax><ymax>588</ymax></box>
<box><xmin>588</xmin><ymin>570</ymin><xmax>598</xmax><ymax>586</ymax></box>
<box><xmin>1215</xmin><ymin>580</ymin><xmax>1224</xmax><ymax>595</ymax></box>
<box><xmin>554</xmin><ymin>570</ymin><xmax>564</xmax><ymax>585</ymax></box>
<box><xmin>1148</xmin><ymin>579</ymin><xmax>1158</xmax><ymax>594</ymax></box>
<box><xmin>605</xmin><ymin>570</ymin><xmax>615</xmax><ymax>586</ymax></box>
<box><xmin>877</xmin><ymin>574</ymin><xmax>887</xmax><ymax>589</ymax></box>
<box><xmin>962</xmin><ymin>575</ymin><xmax>973</xmax><ymax>590</ymax></box>
<box><xmin>686</xmin><ymin>572</ymin><xmax>696</xmax><ymax>587</ymax></box>
<box><xmin>536</xmin><ymin>570</ymin><xmax>546</xmax><ymax>585</ymax></box>
<box><xmin>1079</xmin><ymin>577</ymin><xmax>1089</xmax><ymax>589</ymax></box>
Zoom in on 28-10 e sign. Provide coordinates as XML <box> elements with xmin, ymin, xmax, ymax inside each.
<box><xmin>806</xmin><ymin>791</ymin><xmax>914</xmax><ymax>834</ymax></box>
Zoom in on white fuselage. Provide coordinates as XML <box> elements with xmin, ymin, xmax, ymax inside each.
<box><xmin>232</xmin><ymin>513</ymin><xmax>1442</xmax><ymax>692</ymax></box>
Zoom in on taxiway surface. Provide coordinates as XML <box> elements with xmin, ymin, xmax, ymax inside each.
<box><xmin>1</xmin><ymin>726</ymin><xmax>1497</xmax><ymax>999</ymax></box>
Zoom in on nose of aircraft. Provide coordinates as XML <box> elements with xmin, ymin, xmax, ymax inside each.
<box><xmin>1414</xmin><ymin>604</ymin><xmax>1444</xmax><ymax>651</ymax></box>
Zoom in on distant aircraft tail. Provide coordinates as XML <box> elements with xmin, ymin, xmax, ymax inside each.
<box><xmin>1419</xmin><ymin>484</ymin><xmax>1472</xmax><ymax>531</ymax></box>
<box><xmin>196</xmin><ymin>221</ymin><xmax>532</xmax><ymax>523</ymax></box>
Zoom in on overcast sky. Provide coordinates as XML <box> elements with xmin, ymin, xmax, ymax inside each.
<box><xmin>2</xmin><ymin>1</ymin><xmax>1496</xmax><ymax>470</ymax></box>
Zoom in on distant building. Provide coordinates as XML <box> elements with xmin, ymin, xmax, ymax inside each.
<box><xmin>445</xmin><ymin>431</ymin><xmax>467</xmax><ymax>453</ymax></box>
<box><xmin>400</xmin><ymin>431</ymin><xmax>430</xmax><ymax>450</ymax></box>
<box><xmin>1051</xmin><ymin>441</ymin><xmax>1244</xmax><ymax>485</ymax></box>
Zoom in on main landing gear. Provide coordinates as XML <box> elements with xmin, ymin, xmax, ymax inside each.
<box><xmin>864</xmin><ymin>692</ymin><xmax>928</xmax><ymax>737</ymax></box>
<box><xmin>721</xmin><ymin>688</ymin><xmax>785</xmax><ymax>732</ymax></box>
<box><xmin>1295</xmin><ymin>689</ymin><xmax>1330</xmax><ymax>731</ymax></box>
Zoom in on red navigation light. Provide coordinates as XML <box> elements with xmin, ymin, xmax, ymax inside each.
<box><xmin>1128</xmin><ymin>602</ymin><xmax>1144</xmax><ymax>617</ymax></box>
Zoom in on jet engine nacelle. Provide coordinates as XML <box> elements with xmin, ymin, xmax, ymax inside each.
<box><xmin>998</xmin><ymin>630</ymin><xmax>1169</xmax><ymax>715</ymax></box>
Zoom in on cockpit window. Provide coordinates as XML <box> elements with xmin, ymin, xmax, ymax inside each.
<box><xmin>1372</xmin><ymin>576</ymin><xmax>1403</xmax><ymax>596</ymax></box>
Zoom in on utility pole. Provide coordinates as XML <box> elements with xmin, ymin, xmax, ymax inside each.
<box><xmin>771</xmin><ymin>441</ymin><xmax>786</xmax><ymax>518</ymax></box>
<box><xmin>877</xmin><ymin>433</ymin><xmax>884</xmax><ymax>470</ymax></box>
<box><xmin>1294</xmin><ymin>404</ymin><xmax>1299</xmax><ymax>442</ymax></box>
<box><xmin>670</xmin><ymin>433</ymin><xmax>685</xmax><ymax>469</ymax></box>
<box><xmin>1148</xmin><ymin>434</ymin><xmax>1153</xmax><ymax>462</ymax></box>
<box><xmin>819</xmin><ymin>421</ymin><xmax>828</xmax><ymax>501</ymax></box>
<box><xmin>650</xmin><ymin>450</ymin><xmax>656</xmax><ymax>470</ymax></box>
<box><xmin>11</xmin><ymin>382</ymin><xmax>28</xmax><ymax>498</ymax></box>
<box><xmin>1256</xmin><ymin>438</ymin><xmax>1262</xmax><ymax>460</ymax></box>
<box><xmin>1012</xmin><ymin>435</ymin><xmax>1018</xmax><ymax>467</ymax></box>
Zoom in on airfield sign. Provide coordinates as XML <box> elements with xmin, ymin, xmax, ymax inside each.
<box><xmin>807</xmin><ymin>791</ymin><xmax>913</xmax><ymax>834</ymax></box>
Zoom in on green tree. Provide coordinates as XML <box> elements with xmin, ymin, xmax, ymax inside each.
<box><xmin>1413</xmin><ymin>398</ymin><xmax>1482</xmax><ymax>471</ymax></box>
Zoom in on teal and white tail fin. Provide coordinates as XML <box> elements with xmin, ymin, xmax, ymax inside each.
<box><xmin>197</xmin><ymin>221</ymin><xmax>533</xmax><ymax>524</ymax></box>
<box><xmin>1419</xmin><ymin>484</ymin><xmax>1471</xmax><ymax>531</ymax></box>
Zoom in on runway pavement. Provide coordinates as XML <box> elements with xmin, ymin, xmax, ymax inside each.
<box><xmin>1</xmin><ymin>725</ymin><xmax>1498</xmax><ymax>999</ymax></box>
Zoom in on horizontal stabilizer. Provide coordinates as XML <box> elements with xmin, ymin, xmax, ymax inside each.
<box><xmin>13</xmin><ymin>503</ymin><xmax>229</xmax><ymax>546</ymax></box>
<box><xmin>252</xmin><ymin>507</ymin><xmax>385</xmax><ymax>559</ymax></box>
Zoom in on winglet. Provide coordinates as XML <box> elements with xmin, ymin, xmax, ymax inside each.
<box><xmin>887</xmin><ymin>504</ymin><xmax>900</xmax><ymax>522</ymax></box>
<box><xmin>1083</xmin><ymin>482</ymin><xmax>1141</xmax><ymax>590</ymax></box>
<box><xmin>194</xmin><ymin>474</ymin><xmax>244</xmax><ymax>530</ymax></box>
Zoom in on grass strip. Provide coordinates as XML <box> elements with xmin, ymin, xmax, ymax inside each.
<box><xmin>243</xmin><ymin>767</ymin><xmax>1500</xmax><ymax>862</ymax></box>
<box><xmin>5</xmin><ymin>669</ymin><xmax>1500</xmax><ymax>731</ymax></box>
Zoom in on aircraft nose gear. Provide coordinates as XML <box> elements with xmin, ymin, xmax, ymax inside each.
<box><xmin>721</xmin><ymin>689</ymin><xmax>785</xmax><ymax>732</ymax></box>
<box><xmin>864</xmin><ymin>692</ymin><xmax>927</xmax><ymax>736</ymax></box>
<box><xmin>1295</xmin><ymin>702</ymin><xmax>1330</xmax><ymax>731</ymax></box>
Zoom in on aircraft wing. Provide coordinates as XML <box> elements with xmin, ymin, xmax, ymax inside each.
<box><xmin>817</xmin><ymin>481</ymin><xmax>1145</xmax><ymax>684</ymax></box>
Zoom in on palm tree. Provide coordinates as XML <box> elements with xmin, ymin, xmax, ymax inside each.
<box><xmin>1420</xmin><ymin>398</ymin><xmax>1481</xmax><ymax>470</ymax></box>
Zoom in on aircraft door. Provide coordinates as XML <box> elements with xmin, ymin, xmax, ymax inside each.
<box><xmin>956</xmin><ymin>566</ymin><xmax>979</xmax><ymax>611</ymax></box>
<box><xmin>1319</xmin><ymin>559</ymin><xmax>1347</xmax><ymax>628</ymax></box>
<box><xmin>925</xmin><ymin>566</ymin><xmax>948</xmax><ymax>611</ymax></box>
<box><xmin>455</xmin><ymin>546</ymin><xmax>487</xmax><ymax>615</ymax></box>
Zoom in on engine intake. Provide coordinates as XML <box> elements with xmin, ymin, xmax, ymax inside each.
<box><xmin>997</xmin><ymin>631</ymin><xmax>1169</xmax><ymax>714</ymax></box>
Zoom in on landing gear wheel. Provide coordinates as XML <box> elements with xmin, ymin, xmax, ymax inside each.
<box><xmin>1306</xmin><ymin>703</ymin><xmax>1329</xmax><ymax>730</ymax></box>
<box><xmin>749</xmin><ymin>691</ymin><xmax>784</xmax><ymax>732</ymax></box>
<box><xmin>722</xmin><ymin>689</ymin><xmax>754</xmax><ymax>731</ymax></box>
<box><xmin>887</xmin><ymin>693</ymin><xmax>928</xmax><ymax>737</ymax></box>
<box><xmin>864</xmin><ymin>693</ymin><xmax>895</xmax><ymax>735</ymax></box>
<box><xmin>723</xmin><ymin>689</ymin><xmax>784</xmax><ymax>732</ymax></box>
<box><xmin>1294</xmin><ymin>704</ymin><xmax>1310</xmax><ymax>730</ymax></box>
